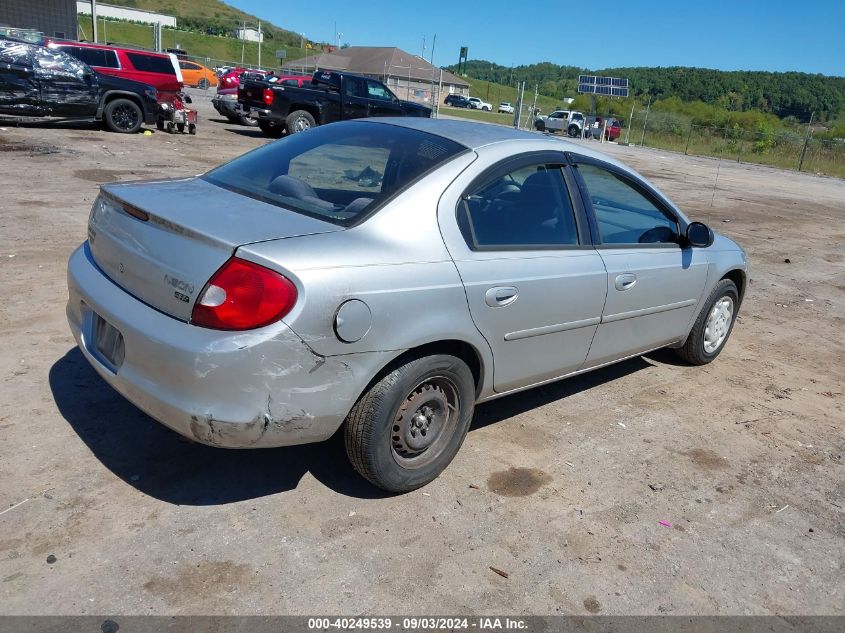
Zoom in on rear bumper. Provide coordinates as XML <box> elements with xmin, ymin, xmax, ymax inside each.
<box><xmin>212</xmin><ymin>94</ymin><xmax>244</xmax><ymax>118</ymax></box>
<box><xmin>65</xmin><ymin>243</ymin><xmax>388</xmax><ymax>448</ymax></box>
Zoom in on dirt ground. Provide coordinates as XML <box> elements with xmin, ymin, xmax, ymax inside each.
<box><xmin>0</xmin><ymin>91</ymin><xmax>843</xmax><ymax>616</ymax></box>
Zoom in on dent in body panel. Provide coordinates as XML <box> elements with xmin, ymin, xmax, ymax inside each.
<box><xmin>187</xmin><ymin>330</ymin><xmax>353</xmax><ymax>447</ymax></box>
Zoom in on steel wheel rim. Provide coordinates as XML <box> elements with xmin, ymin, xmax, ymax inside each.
<box><xmin>391</xmin><ymin>375</ymin><xmax>460</xmax><ymax>470</ymax></box>
<box><xmin>703</xmin><ymin>296</ymin><xmax>734</xmax><ymax>354</ymax></box>
<box><xmin>112</xmin><ymin>104</ymin><xmax>138</xmax><ymax>131</ymax></box>
<box><xmin>294</xmin><ymin>116</ymin><xmax>311</xmax><ymax>132</ymax></box>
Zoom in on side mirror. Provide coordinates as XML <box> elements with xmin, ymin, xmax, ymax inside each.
<box><xmin>685</xmin><ymin>221</ymin><xmax>714</xmax><ymax>247</ymax></box>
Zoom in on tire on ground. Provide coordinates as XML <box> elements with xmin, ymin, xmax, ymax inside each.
<box><xmin>568</xmin><ymin>125</ymin><xmax>580</xmax><ymax>137</ymax></box>
<box><xmin>104</xmin><ymin>98</ymin><xmax>143</xmax><ymax>134</ymax></box>
<box><xmin>675</xmin><ymin>278</ymin><xmax>739</xmax><ymax>365</ymax></box>
<box><xmin>285</xmin><ymin>109</ymin><xmax>316</xmax><ymax>134</ymax></box>
<box><xmin>344</xmin><ymin>354</ymin><xmax>476</xmax><ymax>493</ymax></box>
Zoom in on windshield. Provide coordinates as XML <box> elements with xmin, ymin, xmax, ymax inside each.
<box><xmin>203</xmin><ymin>121</ymin><xmax>468</xmax><ymax>226</ymax></box>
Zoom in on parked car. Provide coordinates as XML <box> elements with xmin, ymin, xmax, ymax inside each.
<box><xmin>66</xmin><ymin>118</ymin><xmax>747</xmax><ymax>492</ymax></box>
<box><xmin>534</xmin><ymin>109</ymin><xmax>585</xmax><ymax>135</ymax></box>
<box><xmin>0</xmin><ymin>39</ymin><xmax>159</xmax><ymax>133</ymax></box>
<box><xmin>444</xmin><ymin>94</ymin><xmax>472</xmax><ymax>108</ymax></box>
<box><xmin>584</xmin><ymin>116</ymin><xmax>622</xmax><ymax>141</ymax></box>
<box><xmin>498</xmin><ymin>102</ymin><xmax>514</xmax><ymax>114</ymax></box>
<box><xmin>178</xmin><ymin>59</ymin><xmax>217</xmax><ymax>89</ymax></box>
<box><xmin>239</xmin><ymin>69</ymin><xmax>431</xmax><ymax>138</ymax></box>
<box><xmin>47</xmin><ymin>40</ymin><xmax>182</xmax><ymax>103</ymax></box>
<box><xmin>467</xmin><ymin>96</ymin><xmax>492</xmax><ymax>111</ymax></box>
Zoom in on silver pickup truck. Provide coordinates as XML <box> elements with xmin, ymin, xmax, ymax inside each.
<box><xmin>534</xmin><ymin>109</ymin><xmax>585</xmax><ymax>136</ymax></box>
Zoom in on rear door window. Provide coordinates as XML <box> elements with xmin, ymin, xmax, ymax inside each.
<box><xmin>459</xmin><ymin>164</ymin><xmax>580</xmax><ymax>249</ymax></box>
<box><xmin>126</xmin><ymin>52</ymin><xmax>175</xmax><ymax>75</ymax></box>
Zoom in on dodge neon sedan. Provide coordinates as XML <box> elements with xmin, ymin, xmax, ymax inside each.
<box><xmin>66</xmin><ymin>119</ymin><xmax>747</xmax><ymax>492</ymax></box>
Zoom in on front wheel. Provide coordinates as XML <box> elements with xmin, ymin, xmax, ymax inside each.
<box><xmin>675</xmin><ymin>279</ymin><xmax>739</xmax><ymax>365</ymax></box>
<box><xmin>344</xmin><ymin>354</ymin><xmax>475</xmax><ymax>492</ymax></box>
<box><xmin>567</xmin><ymin>125</ymin><xmax>580</xmax><ymax>137</ymax></box>
<box><xmin>286</xmin><ymin>109</ymin><xmax>316</xmax><ymax>134</ymax></box>
<box><xmin>104</xmin><ymin>98</ymin><xmax>142</xmax><ymax>134</ymax></box>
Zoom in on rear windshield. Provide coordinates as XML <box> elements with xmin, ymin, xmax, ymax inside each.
<box><xmin>203</xmin><ymin>121</ymin><xmax>468</xmax><ymax>226</ymax></box>
<box><xmin>126</xmin><ymin>52</ymin><xmax>175</xmax><ymax>75</ymax></box>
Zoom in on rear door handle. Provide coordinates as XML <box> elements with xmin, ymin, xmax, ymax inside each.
<box><xmin>614</xmin><ymin>273</ymin><xmax>637</xmax><ymax>291</ymax></box>
<box><xmin>485</xmin><ymin>286</ymin><xmax>518</xmax><ymax>307</ymax></box>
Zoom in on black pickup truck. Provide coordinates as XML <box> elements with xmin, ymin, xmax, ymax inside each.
<box><xmin>239</xmin><ymin>69</ymin><xmax>431</xmax><ymax>137</ymax></box>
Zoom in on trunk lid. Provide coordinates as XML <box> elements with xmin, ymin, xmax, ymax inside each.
<box><xmin>88</xmin><ymin>177</ymin><xmax>341</xmax><ymax>321</ymax></box>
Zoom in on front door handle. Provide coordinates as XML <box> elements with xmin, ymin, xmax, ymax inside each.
<box><xmin>485</xmin><ymin>286</ymin><xmax>518</xmax><ymax>307</ymax></box>
<box><xmin>614</xmin><ymin>273</ymin><xmax>637</xmax><ymax>291</ymax></box>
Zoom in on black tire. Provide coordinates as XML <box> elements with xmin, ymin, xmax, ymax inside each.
<box><xmin>238</xmin><ymin>114</ymin><xmax>258</xmax><ymax>127</ymax></box>
<box><xmin>286</xmin><ymin>109</ymin><xmax>316</xmax><ymax>134</ymax></box>
<box><xmin>568</xmin><ymin>125</ymin><xmax>580</xmax><ymax>137</ymax></box>
<box><xmin>188</xmin><ymin>124</ymin><xmax>196</xmax><ymax>135</ymax></box>
<box><xmin>258</xmin><ymin>120</ymin><xmax>284</xmax><ymax>138</ymax></box>
<box><xmin>104</xmin><ymin>98</ymin><xmax>143</xmax><ymax>134</ymax></box>
<box><xmin>198</xmin><ymin>78</ymin><xmax>209</xmax><ymax>90</ymax></box>
<box><xmin>156</xmin><ymin>118</ymin><xmax>164</xmax><ymax>131</ymax></box>
<box><xmin>483</xmin><ymin>106</ymin><xmax>490</xmax><ymax>111</ymax></box>
<box><xmin>344</xmin><ymin>354</ymin><xmax>475</xmax><ymax>493</ymax></box>
<box><xmin>176</xmin><ymin>122</ymin><xmax>185</xmax><ymax>133</ymax></box>
<box><xmin>535</xmin><ymin>120</ymin><xmax>546</xmax><ymax>132</ymax></box>
<box><xmin>675</xmin><ymin>279</ymin><xmax>739</xmax><ymax>365</ymax></box>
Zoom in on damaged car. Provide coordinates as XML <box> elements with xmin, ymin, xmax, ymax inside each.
<box><xmin>66</xmin><ymin>118</ymin><xmax>747</xmax><ymax>492</ymax></box>
<box><xmin>0</xmin><ymin>39</ymin><xmax>158</xmax><ymax>133</ymax></box>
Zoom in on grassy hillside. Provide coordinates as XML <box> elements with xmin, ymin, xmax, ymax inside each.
<box><xmin>97</xmin><ymin>0</ymin><xmax>310</xmax><ymax>47</ymax></box>
<box><xmin>82</xmin><ymin>18</ymin><xmax>310</xmax><ymax>68</ymax></box>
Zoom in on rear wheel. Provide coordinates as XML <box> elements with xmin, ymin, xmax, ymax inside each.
<box><xmin>568</xmin><ymin>125</ymin><xmax>580</xmax><ymax>137</ymax></box>
<box><xmin>258</xmin><ymin>120</ymin><xmax>284</xmax><ymax>138</ymax></box>
<box><xmin>535</xmin><ymin>120</ymin><xmax>546</xmax><ymax>132</ymax></box>
<box><xmin>675</xmin><ymin>279</ymin><xmax>739</xmax><ymax>365</ymax></box>
<box><xmin>104</xmin><ymin>98</ymin><xmax>142</xmax><ymax>134</ymax></box>
<box><xmin>286</xmin><ymin>109</ymin><xmax>316</xmax><ymax>134</ymax></box>
<box><xmin>198</xmin><ymin>78</ymin><xmax>209</xmax><ymax>90</ymax></box>
<box><xmin>344</xmin><ymin>354</ymin><xmax>475</xmax><ymax>493</ymax></box>
<box><xmin>156</xmin><ymin>118</ymin><xmax>164</xmax><ymax>131</ymax></box>
<box><xmin>176</xmin><ymin>122</ymin><xmax>185</xmax><ymax>133</ymax></box>
<box><xmin>238</xmin><ymin>114</ymin><xmax>258</xmax><ymax>127</ymax></box>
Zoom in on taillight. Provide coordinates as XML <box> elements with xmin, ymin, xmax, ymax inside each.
<box><xmin>191</xmin><ymin>257</ymin><xmax>297</xmax><ymax>330</ymax></box>
<box><xmin>262</xmin><ymin>88</ymin><xmax>274</xmax><ymax>106</ymax></box>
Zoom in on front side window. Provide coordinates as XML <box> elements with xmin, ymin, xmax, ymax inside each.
<box><xmin>203</xmin><ymin>121</ymin><xmax>467</xmax><ymax>226</ymax></box>
<box><xmin>35</xmin><ymin>48</ymin><xmax>88</xmax><ymax>79</ymax></box>
<box><xmin>459</xmin><ymin>164</ymin><xmax>579</xmax><ymax>249</ymax></box>
<box><xmin>366</xmin><ymin>80</ymin><xmax>395</xmax><ymax>101</ymax></box>
<box><xmin>576</xmin><ymin>163</ymin><xmax>678</xmax><ymax>245</ymax></box>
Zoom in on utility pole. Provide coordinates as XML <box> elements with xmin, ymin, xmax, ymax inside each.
<box><xmin>240</xmin><ymin>20</ymin><xmax>245</xmax><ymax>66</ymax></box>
<box><xmin>639</xmin><ymin>96</ymin><xmax>651</xmax><ymax>146</ymax></box>
<box><xmin>91</xmin><ymin>0</ymin><xmax>98</xmax><ymax>43</ymax></box>
<box><xmin>257</xmin><ymin>20</ymin><xmax>262</xmax><ymax>69</ymax></box>
<box><xmin>798</xmin><ymin>111</ymin><xmax>815</xmax><ymax>172</ymax></box>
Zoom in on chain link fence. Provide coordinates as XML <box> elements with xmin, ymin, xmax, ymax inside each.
<box><xmin>622</xmin><ymin>108</ymin><xmax>844</xmax><ymax>178</ymax></box>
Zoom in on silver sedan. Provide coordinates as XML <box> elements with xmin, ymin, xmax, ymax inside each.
<box><xmin>66</xmin><ymin>118</ymin><xmax>747</xmax><ymax>492</ymax></box>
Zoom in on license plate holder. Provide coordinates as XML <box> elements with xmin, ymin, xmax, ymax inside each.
<box><xmin>93</xmin><ymin>313</ymin><xmax>125</xmax><ymax>371</ymax></box>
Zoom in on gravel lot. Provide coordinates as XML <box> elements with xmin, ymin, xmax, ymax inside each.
<box><xmin>1</xmin><ymin>90</ymin><xmax>843</xmax><ymax>615</ymax></box>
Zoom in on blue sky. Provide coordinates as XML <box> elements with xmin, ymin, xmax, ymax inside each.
<box><xmin>231</xmin><ymin>0</ymin><xmax>844</xmax><ymax>76</ymax></box>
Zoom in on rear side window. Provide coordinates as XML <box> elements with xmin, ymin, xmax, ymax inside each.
<box><xmin>126</xmin><ymin>52</ymin><xmax>175</xmax><ymax>75</ymax></box>
<box><xmin>459</xmin><ymin>164</ymin><xmax>579</xmax><ymax>249</ymax></box>
<box><xmin>203</xmin><ymin>121</ymin><xmax>467</xmax><ymax>226</ymax></box>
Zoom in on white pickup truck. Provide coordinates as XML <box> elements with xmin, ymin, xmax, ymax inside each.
<box><xmin>534</xmin><ymin>109</ymin><xmax>585</xmax><ymax>136</ymax></box>
<box><xmin>467</xmin><ymin>97</ymin><xmax>492</xmax><ymax>111</ymax></box>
